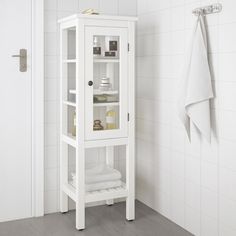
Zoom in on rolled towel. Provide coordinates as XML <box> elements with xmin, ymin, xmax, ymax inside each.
<box><xmin>71</xmin><ymin>164</ymin><xmax>121</xmax><ymax>184</ymax></box>
<box><xmin>70</xmin><ymin>180</ymin><xmax>122</xmax><ymax>192</ymax></box>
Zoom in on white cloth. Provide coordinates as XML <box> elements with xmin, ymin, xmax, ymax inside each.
<box><xmin>177</xmin><ymin>14</ymin><xmax>214</xmax><ymax>142</ymax></box>
<box><xmin>70</xmin><ymin>180</ymin><xmax>122</xmax><ymax>192</ymax></box>
<box><xmin>71</xmin><ymin>164</ymin><xmax>121</xmax><ymax>184</ymax></box>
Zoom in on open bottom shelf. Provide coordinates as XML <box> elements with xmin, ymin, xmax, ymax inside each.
<box><xmin>62</xmin><ymin>182</ymin><xmax>128</xmax><ymax>203</ymax></box>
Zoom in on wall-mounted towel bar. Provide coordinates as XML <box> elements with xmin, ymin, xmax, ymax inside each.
<box><xmin>192</xmin><ymin>3</ymin><xmax>222</xmax><ymax>16</ymax></box>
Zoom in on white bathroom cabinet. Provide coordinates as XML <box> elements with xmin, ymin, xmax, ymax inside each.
<box><xmin>58</xmin><ymin>14</ymin><xmax>137</xmax><ymax>230</ymax></box>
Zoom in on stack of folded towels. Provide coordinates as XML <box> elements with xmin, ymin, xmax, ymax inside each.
<box><xmin>70</xmin><ymin>164</ymin><xmax>122</xmax><ymax>192</ymax></box>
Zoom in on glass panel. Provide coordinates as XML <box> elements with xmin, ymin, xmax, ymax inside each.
<box><xmin>62</xmin><ymin>27</ymin><xmax>76</xmax><ymax>60</ymax></box>
<box><xmin>61</xmin><ymin>27</ymin><xmax>77</xmax><ymax>138</ymax></box>
<box><xmin>92</xmin><ymin>35</ymin><xmax>120</xmax><ymax>131</ymax></box>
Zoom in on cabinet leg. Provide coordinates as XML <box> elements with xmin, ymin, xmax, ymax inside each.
<box><xmin>76</xmin><ymin>145</ymin><xmax>85</xmax><ymax>230</ymax></box>
<box><xmin>76</xmin><ymin>201</ymin><xmax>85</xmax><ymax>230</ymax></box>
<box><xmin>60</xmin><ymin>142</ymin><xmax>68</xmax><ymax>213</ymax></box>
<box><xmin>106</xmin><ymin>199</ymin><xmax>114</xmax><ymax>206</ymax></box>
<box><xmin>126</xmin><ymin>142</ymin><xmax>135</xmax><ymax>221</ymax></box>
<box><xmin>60</xmin><ymin>191</ymin><xmax>68</xmax><ymax>213</ymax></box>
<box><xmin>106</xmin><ymin>146</ymin><xmax>114</xmax><ymax>206</ymax></box>
<box><xmin>126</xmin><ymin>196</ymin><xmax>135</xmax><ymax>220</ymax></box>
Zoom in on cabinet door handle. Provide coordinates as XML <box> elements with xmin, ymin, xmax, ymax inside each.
<box><xmin>12</xmin><ymin>49</ymin><xmax>27</xmax><ymax>72</ymax></box>
<box><xmin>88</xmin><ymin>81</ymin><xmax>93</xmax><ymax>86</ymax></box>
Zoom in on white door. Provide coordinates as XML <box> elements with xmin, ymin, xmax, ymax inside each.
<box><xmin>0</xmin><ymin>0</ymin><xmax>32</xmax><ymax>222</ymax></box>
<box><xmin>85</xmin><ymin>26</ymin><xmax>128</xmax><ymax>140</ymax></box>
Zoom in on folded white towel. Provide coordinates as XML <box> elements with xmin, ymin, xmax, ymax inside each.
<box><xmin>70</xmin><ymin>180</ymin><xmax>122</xmax><ymax>192</ymax></box>
<box><xmin>177</xmin><ymin>14</ymin><xmax>214</xmax><ymax>142</ymax></box>
<box><xmin>85</xmin><ymin>163</ymin><xmax>111</xmax><ymax>174</ymax></box>
<box><xmin>71</xmin><ymin>164</ymin><xmax>121</xmax><ymax>184</ymax></box>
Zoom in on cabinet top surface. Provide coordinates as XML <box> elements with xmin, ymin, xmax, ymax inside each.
<box><xmin>58</xmin><ymin>14</ymin><xmax>138</xmax><ymax>24</ymax></box>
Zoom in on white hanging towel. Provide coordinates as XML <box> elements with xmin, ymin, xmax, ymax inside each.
<box><xmin>177</xmin><ymin>14</ymin><xmax>214</xmax><ymax>142</ymax></box>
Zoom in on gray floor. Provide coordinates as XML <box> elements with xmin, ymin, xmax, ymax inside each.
<box><xmin>0</xmin><ymin>201</ymin><xmax>193</xmax><ymax>236</ymax></box>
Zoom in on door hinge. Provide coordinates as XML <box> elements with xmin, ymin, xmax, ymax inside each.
<box><xmin>128</xmin><ymin>43</ymin><xmax>130</xmax><ymax>52</ymax></box>
<box><xmin>128</xmin><ymin>113</ymin><xmax>130</xmax><ymax>121</ymax></box>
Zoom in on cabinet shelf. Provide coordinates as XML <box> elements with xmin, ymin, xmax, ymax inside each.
<box><xmin>62</xmin><ymin>183</ymin><xmax>76</xmax><ymax>201</ymax></box>
<box><xmin>63</xmin><ymin>100</ymin><xmax>76</xmax><ymax>107</ymax></box>
<box><xmin>61</xmin><ymin>134</ymin><xmax>76</xmax><ymax>148</ymax></box>
<box><xmin>69</xmin><ymin>89</ymin><xmax>119</xmax><ymax>96</ymax></box>
<box><xmin>93</xmin><ymin>89</ymin><xmax>118</xmax><ymax>95</ymax></box>
<box><xmin>69</xmin><ymin>89</ymin><xmax>76</xmax><ymax>94</ymax></box>
<box><xmin>94</xmin><ymin>59</ymin><xmax>119</xmax><ymax>63</ymax></box>
<box><xmin>62</xmin><ymin>182</ymin><xmax>127</xmax><ymax>203</ymax></box>
<box><xmin>62</xmin><ymin>59</ymin><xmax>76</xmax><ymax>63</ymax></box>
<box><xmin>93</xmin><ymin>102</ymin><xmax>119</xmax><ymax>107</ymax></box>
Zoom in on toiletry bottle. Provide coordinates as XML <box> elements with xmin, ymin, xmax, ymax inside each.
<box><xmin>93</xmin><ymin>36</ymin><xmax>101</xmax><ymax>57</ymax></box>
<box><xmin>72</xmin><ymin>110</ymin><xmax>76</xmax><ymax>136</ymax></box>
<box><xmin>106</xmin><ymin>106</ymin><xmax>116</xmax><ymax>129</ymax></box>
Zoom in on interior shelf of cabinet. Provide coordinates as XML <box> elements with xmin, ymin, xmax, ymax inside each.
<box><xmin>61</xmin><ymin>133</ymin><xmax>76</xmax><ymax>148</ymax></box>
<box><xmin>93</xmin><ymin>89</ymin><xmax>118</xmax><ymax>95</ymax></box>
<box><xmin>62</xmin><ymin>182</ymin><xmax>127</xmax><ymax>203</ymax></box>
<box><xmin>93</xmin><ymin>102</ymin><xmax>119</xmax><ymax>107</ymax></box>
<box><xmin>69</xmin><ymin>89</ymin><xmax>119</xmax><ymax>96</ymax></box>
<box><xmin>63</xmin><ymin>100</ymin><xmax>76</xmax><ymax>107</ymax></box>
<box><xmin>62</xmin><ymin>59</ymin><xmax>76</xmax><ymax>63</ymax></box>
<box><xmin>93</xmin><ymin>58</ymin><xmax>119</xmax><ymax>63</ymax></box>
<box><xmin>69</xmin><ymin>89</ymin><xmax>76</xmax><ymax>95</ymax></box>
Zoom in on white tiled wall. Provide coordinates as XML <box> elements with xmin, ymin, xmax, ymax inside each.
<box><xmin>136</xmin><ymin>0</ymin><xmax>236</xmax><ymax>235</ymax></box>
<box><xmin>44</xmin><ymin>0</ymin><xmax>136</xmax><ymax>214</ymax></box>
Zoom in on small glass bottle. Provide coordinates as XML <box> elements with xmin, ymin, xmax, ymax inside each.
<box><xmin>72</xmin><ymin>110</ymin><xmax>76</xmax><ymax>136</ymax></box>
<box><xmin>106</xmin><ymin>106</ymin><xmax>116</xmax><ymax>130</ymax></box>
<box><xmin>93</xmin><ymin>36</ymin><xmax>101</xmax><ymax>58</ymax></box>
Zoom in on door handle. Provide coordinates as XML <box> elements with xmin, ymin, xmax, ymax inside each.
<box><xmin>12</xmin><ymin>49</ymin><xmax>27</xmax><ymax>72</ymax></box>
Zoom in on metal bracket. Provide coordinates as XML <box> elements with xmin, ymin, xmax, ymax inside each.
<box><xmin>192</xmin><ymin>3</ymin><xmax>222</xmax><ymax>16</ymax></box>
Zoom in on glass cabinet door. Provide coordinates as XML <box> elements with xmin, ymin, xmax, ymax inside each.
<box><xmin>85</xmin><ymin>27</ymin><xmax>128</xmax><ymax>140</ymax></box>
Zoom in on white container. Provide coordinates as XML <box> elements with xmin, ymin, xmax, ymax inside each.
<box><xmin>99</xmin><ymin>84</ymin><xmax>111</xmax><ymax>91</ymax></box>
<box><xmin>99</xmin><ymin>77</ymin><xmax>111</xmax><ymax>91</ymax></box>
<box><xmin>101</xmin><ymin>77</ymin><xmax>110</xmax><ymax>84</ymax></box>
